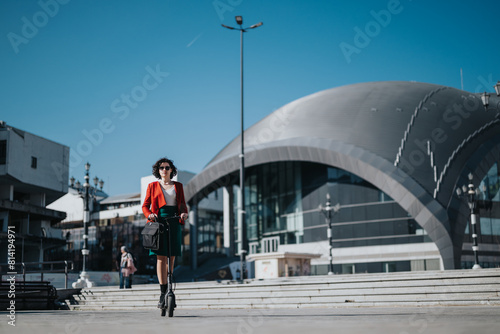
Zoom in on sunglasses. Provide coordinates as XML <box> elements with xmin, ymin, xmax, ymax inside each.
<box><xmin>159</xmin><ymin>166</ymin><xmax>171</xmax><ymax>171</ymax></box>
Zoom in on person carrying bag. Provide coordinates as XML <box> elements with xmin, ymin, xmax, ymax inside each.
<box><xmin>120</xmin><ymin>246</ymin><xmax>137</xmax><ymax>289</ymax></box>
<box><xmin>142</xmin><ymin>157</ymin><xmax>188</xmax><ymax>308</ymax></box>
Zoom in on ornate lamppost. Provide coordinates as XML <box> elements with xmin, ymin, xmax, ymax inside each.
<box><xmin>456</xmin><ymin>173</ymin><xmax>482</xmax><ymax>269</ymax></box>
<box><xmin>480</xmin><ymin>81</ymin><xmax>500</xmax><ymax>111</ymax></box>
<box><xmin>319</xmin><ymin>193</ymin><xmax>341</xmax><ymax>275</ymax></box>
<box><xmin>71</xmin><ymin>162</ymin><xmax>104</xmax><ymax>288</ymax></box>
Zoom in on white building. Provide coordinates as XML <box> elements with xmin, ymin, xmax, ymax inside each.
<box><xmin>0</xmin><ymin>121</ymin><xmax>69</xmax><ymax>264</ymax></box>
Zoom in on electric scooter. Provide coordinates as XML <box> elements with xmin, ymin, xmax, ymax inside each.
<box><xmin>159</xmin><ymin>215</ymin><xmax>181</xmax><ymax>317</ymax></box>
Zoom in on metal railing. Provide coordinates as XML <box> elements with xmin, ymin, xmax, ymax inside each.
<box><xmin>0</xmin><ymin>260</ymin><xmax>74</xmax><ymax>289</ymax></box>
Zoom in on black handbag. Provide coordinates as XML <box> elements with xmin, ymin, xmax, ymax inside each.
<box><xmin>141</xmin><ymin>221</ymin><xmax>162</xmax><ymax>251</ymax></box>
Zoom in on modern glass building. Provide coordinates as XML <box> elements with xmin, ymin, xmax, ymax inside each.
<box><xmin>244</xmin><ymin>161</ymin><xmax>437</xmax><ymax>274</ymax></box>
<box><xmin>185</xmin><ymin>81</ymin><xmax>500</xmax><ymax>274</ymax></box>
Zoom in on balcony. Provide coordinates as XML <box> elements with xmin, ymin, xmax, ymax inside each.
<box><xmin>0</xmin><ymin>199</ymin><xmax>66</xmax><ymax>222</ymax></box>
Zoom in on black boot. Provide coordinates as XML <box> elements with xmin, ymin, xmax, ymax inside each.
<box><xmin>158</xmin><ymin>284</ymin><xmax>167</xmax><ymax>308</ymax></box>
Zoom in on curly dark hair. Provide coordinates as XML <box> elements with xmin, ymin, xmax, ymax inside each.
<box><xmin>152</xmin><ymin>157</ymin><xmax>178</xmax><ymax>180</ymax></box>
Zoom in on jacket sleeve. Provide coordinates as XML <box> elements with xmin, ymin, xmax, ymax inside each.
<box><xmin>142</xmin><ymin>183</ymin><xmax>153</xmax><ymax>219</ymax></box>
<box><xmin>176</xmin><ymin>182</ymin><xmax>188</xmax><ymax>225</ymax></box>
<box><xmin>178</xmin><ymin>183</ymin><xmax>188</xmax><ymax>214</ymax></box>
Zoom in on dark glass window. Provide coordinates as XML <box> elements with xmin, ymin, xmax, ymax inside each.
<box><xmin>31</xmin><ymin>156</ymin><xmax>37</xmax><ymax>169</ymax></box>
<box><xmin>0</xmin><ymin>140</ymin><xmax>6</xmax><ymax>164</ymax></box>
<box><xmin>479</xmin><ymin>163</ymin><xmax>500</xmax><ymax>203</ymax></box>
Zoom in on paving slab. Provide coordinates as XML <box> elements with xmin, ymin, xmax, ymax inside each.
<box><xmin>1</xmin><ymin>306</ymin><xmax>499</xmax><ymax>334</ymax></box>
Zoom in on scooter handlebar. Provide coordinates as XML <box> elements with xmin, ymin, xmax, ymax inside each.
<box><xmin>148</xmin><ymin>215</ymin><xmax>185</xmax><ymax>224</ymax></box>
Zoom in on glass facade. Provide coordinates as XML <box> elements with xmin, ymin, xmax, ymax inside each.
<box><xmin>479</xmin><ymin>162</ymin><xmax>500</xmax><ymax>203</ymax></box>
<box><xmin>461</xmin><ymin>162</ymin><xmax>500</xmax><ymax>268</ymax></box>
<box><xmin>242</xmin><ymin>161</ymin><xmax>430</xmax><ymax>254</ymax></box>
<box><xmin>59</xmin><ymin>220</ymin><xmax>149</xmax><ymax>274</ymax></box>
<box><xmin>197</xmin><ymin>211</ymin><xmax>224</xmax><ymax>255</ymax></box>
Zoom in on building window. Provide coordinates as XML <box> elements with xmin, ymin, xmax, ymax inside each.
<box><xmin>0</xmin><ymin>140</ymin><xmax>6</xmax><ymax>164</ymax></box>
<box><xmin>31</xmin><ymin>156</ymin><xmax>37</xmax><ymax>169</ymax></box>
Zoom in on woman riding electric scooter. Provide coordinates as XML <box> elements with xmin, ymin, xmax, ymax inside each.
<box><xmin>142</xmin><ymin>157</ymin><xmax>188</xmax><ymax>314</ymax></box>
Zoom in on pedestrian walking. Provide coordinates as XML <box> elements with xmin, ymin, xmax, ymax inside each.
<box><xmin>120</xmin><ymin>246</ymin><xmax>137</xmax><ymax>289</ymax></box>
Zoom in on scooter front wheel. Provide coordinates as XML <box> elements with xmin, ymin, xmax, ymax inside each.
<box><xmin>167</xmin><ymin>295</ymin><xmax>174</xmax><ymax>317</ymax></box>
<box><xmin>160</xmin><ymin>299</ymin><xmax>166</xmax><ymax>317</ymax></box>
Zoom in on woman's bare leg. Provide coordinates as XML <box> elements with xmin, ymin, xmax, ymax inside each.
<box><xmin>157</xmin><ymin>255</ymin><xmax>168</xmax><ymax>285</ymax></box>
<box><xmin>169</xmin><ymin>256</ymin><xmax>175</xmax><ymax>274</ymax></box>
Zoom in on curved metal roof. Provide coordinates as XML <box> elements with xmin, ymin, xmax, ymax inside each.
<box><xmin>186</xmin><ymin>81</ymin><xmax>500</xmax><ymax>269</ymax></box>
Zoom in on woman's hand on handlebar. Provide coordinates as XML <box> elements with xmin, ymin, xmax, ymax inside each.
<box><xmin>180</xmin><ymin>213</ymin><xmax>188</xmax><ymax>221</ymax></box>
<box><xmin>148</xmin><ymin>213</ymin><xmax>158</xmax><ymax>221</ymax></box>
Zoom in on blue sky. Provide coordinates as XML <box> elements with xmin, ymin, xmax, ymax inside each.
<box><xmin>1</xmin><ymin>0</ymin><xmax>499</xmax><ymax>196</ymax></box>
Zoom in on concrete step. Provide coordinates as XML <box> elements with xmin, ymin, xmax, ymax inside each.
<box><xmin>72</xmin><ymin>284</ymin><xmax>500</xmax><ymax>305</ymax></box>
<box><xmin>66</xmin><ymin>268</ymin><xmax>500</xmax><ymax>310</ymax></box>
<box><xmin>71</xmin><ymin>292</ymin><xmax>500</xmax><ymax>306</ymax></box>
<box><xmin>75</xmin><ymin>280</ymin><xmax>500</xmax><ymax>299</ymax></box>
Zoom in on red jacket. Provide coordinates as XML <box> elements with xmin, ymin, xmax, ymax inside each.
<box><xmin>142</xmin><ymin>181</ymin><xmax>188</xmax><ymax>225</ymax></box>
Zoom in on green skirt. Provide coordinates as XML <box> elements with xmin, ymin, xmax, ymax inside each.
<box><xmin>149</xmin><ymin>205</ymin><xmax>182</xmax><ymax>257</ymax></box>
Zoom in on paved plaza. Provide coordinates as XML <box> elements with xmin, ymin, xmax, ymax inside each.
<box><xmin>1</xmin><ymin>306</ymin><xmax>499</xmax><ymax>334</ymax></box>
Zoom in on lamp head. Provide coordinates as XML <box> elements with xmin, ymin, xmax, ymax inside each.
<box><xmin>481</xmin><ymin>92</ymin><xmax>490</xmax><ymax>109</ymax></box>
<box><xmin>333</xmin><ymin>203</ymin><xmax>341</xmax><ymax>213</ymax></box>
<box><xmin>235</xmin><ymin>16</ymin><xmax>243</xmax><ymax>25</ymax></box>
<box><xmin>468</xmin><ymin>183</ymin><xmax>475</xmax><ymax>195</ymax></box>
<box><xmin>494</xmin><ymin>81</ymin><xmax>500</xmax><ymax>96</ymax></box>
<box><xmin>85</xmin><ymin>162</ymin><xmax>91</xmax><ymax>171</ymax></box>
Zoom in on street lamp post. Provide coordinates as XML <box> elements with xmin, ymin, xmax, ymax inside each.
<box><xmin>461</xmin><ymin>82</ymin><xmax>500</xmax><ymax>268</ymax></box>
<box><xmin>319</xmin><ymin>194</ymin><xmax>340</xmax><ymax>275</ymax></box>
<box><xmin>222</xmin><ymin>16</ymin><xmax>263</xmax><ymax>277</ymax></box>
<box><xmin>71</xmin><ymin>162</ymin><xmax>104</xmax><ymax>288</ymax></box>
<box><xmin>456</xmin><ymin>173</ymin><xmax>482</xmax><ymax>269</ymax></box>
